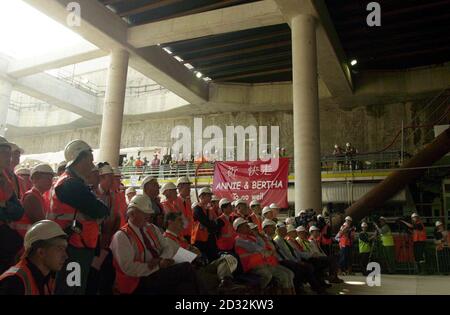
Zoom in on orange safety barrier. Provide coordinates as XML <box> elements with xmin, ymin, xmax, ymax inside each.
<box><xmin>394</xmin><ymin>235</ymin><xmax>415</xmax><ymax>263</ymax></box>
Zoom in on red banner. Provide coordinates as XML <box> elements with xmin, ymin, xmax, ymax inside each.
<box><xmin>212</xmin><ymin>158</ymin><xmax>289</xmax><ymax>208</ymax></box>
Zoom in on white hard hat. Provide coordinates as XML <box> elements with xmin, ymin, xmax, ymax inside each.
<box><xmin>91</xmin><ymin>166</ymin><xmax>99</xmax><ymax>172</ymax></box>
<box><xmin>219</xmin><ymin>198</ymin><xmax>231</xmax><ymax>208</ymax></box>
<box><xmin>233</xmin><ymin>218</ymin><xmax>248</xmax><ymax>231</ymax></box>
<box><xmin>64</xmin><ymin>140</ymin><xmax>92</xmax><ymax>167</ymax></box>
<box><xmin>345</xmin><ymin>216</ymin><xmax>353</xmax><ymax>221</ymax></box>
<box><xmin>176</xmin><ymin>176</ymin><xmax>192</xmax><ymax>186</ymax></box>
<box><xmin>346</xmin><ymin>142</ymin><xmax>351</xmax><ymax>146</ymax></box>
<box><xmin>317</xmin><ymin>214</ymin><xmax>323</xmax><ymax>219</ymax></box>
<box><xmin>299</xmin><ymin>210</ymin><xmax>306</xmax><ymax>215</ymax></box>
<box><xmin>361</xmin><ymin>222</ymin><xmax>368</xmax><ymax>228</ymax></box>
<box><xmin>286</xmin><ymin>225</ymin><xmax>296</xmax><ymax>233</ymax></box>
<box><xmin>24</xmin><ymin>220</ymin><xmax>67</xmax><ymax>251</ymax></box>
<box><xmin>379</xmin><ymin>216</ymin><xmax>386</xmax><ymax>221</ymax></box>
<box><xmin>262</xmin><ymin>219</ymin><xmax>276</xmax><ymax>229</ymax></box>
<box><xmin>127</xmin><ymin>195</ymin><xmax>153</xmax><ymax>214</ymax></box>
<box><xmin>141</xmin><ymin>176</ymin><xmax>157</xmax><ymax>189</ymax></box>
<box><xmin>276</xmin><ymin>222</ymin><xmax>286</xmax><ymax>229</ymax></box>
<box><xmin>296</xmin><ymin>226</ymin><xmax>306</xmax><ymax>233</ymax></box>
<box><xmin>30</xmin><ymin>164</ymin><xmax>54</xmax><ymax>178</ymax></box>
<box><xmin>285</xmin><ymin>217</ymin><xmax>295</xmax><ymax>225</ymax></box>
<box><xmin>309</xmin><ymin>225</ymin><xmax>320</xmax><ymax>233</ymax></box>
<box><xmin>262</xmin><ymin>206</ymin><xmax>272</xmax><ymax>216</ymax></box>
<box><xmin>411</xmin><ymin>213</ymin><xmax>419</xmax><ymax>218</ymax></box>
<box><xmin>125</xmin><ymin>187</ymin><xmax>136</xmax><ymax>194</ymax></box>
<box><xmin>15</xmin><ymin>167</ymin><xmax>31</xmax><ymax>176</ymax></box>
<box><xmin>435</xmin><ymin>221</ymin><xmax>443</xmax><ymax>227</ymax></box>
<box><xmin>235</xmin><ymin>198</ymin><xmax>247</xmax><ymax>207</ymax></box>
<box><xmin>249</xmin><ymin>200</ymin><xmax>260</xmax><ymax>207</ymax></box>
<box><xmin>248</xmin><ymin>223</ymin><xmax>258</xmax><ymax>230</ymax></box>
<box><xmin>269</xmin><ymin>203</ymin><xmax>279</xmax><ymax>209</ymax></box>
<box><xmin>211</xmin><ymin>195</ymin><xmax>220</xmax><ymax>202</ymax></box>
<box><xmin>198</xmin><ymin>187</ymin><xmax>212</xmax><ymax>196</ymax></box>
<box><xmin>160</xmin><ymin>182</ymin><xmax>177</xmax><ymax>194</ymax></box>
<box><xmin>98</xmin><ymin>164</ymin><xmax>114</xmax><ymax>176</ymax></box>
<box><xmin>10</xmin><ymin>143</ymin><xmax>24</xmax><ymax>154</ymax></box>
<box><xmin>113</xmin><ymin>168</ymin><xmax>121</xmax><ymax>177</ymax></box>
<box><xmin>0</xmin><ymin>136</ymin><xmax>13</xmax><ymax>149</ymax></box>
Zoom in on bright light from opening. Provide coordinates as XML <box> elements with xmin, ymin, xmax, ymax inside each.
<box><xmin>185</xmin><ymin>63</ymin><xmax>194</xmax><ymax>70</ymax></box>
<box><xmin>196</xmin><ymin>71</ymin><xmax>203</xmax><ymax>78</ymax></box>
<box><xmin>350</xmin><ymin>59</ymin><xmax>358</xmax><ymax>66</ymax></box>
<box><xmin>0</xmin><ymin>0</ymin><xmax>92</xmax><ymax>59</ymax></box>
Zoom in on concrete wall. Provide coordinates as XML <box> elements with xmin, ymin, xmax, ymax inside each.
<box><xmin>10</xmin><ymin>99</ymin><xmax>441</xmax><ymax>159</ymax></box>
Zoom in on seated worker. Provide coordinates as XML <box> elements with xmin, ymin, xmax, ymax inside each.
<box><xmin>191</xmin><ymin>187</ymin><xmax>219</xmax><ymax>262</ymax></box>
<box><xmin>216</xmin><ymin>198</ymin><xmax>236</xmax><ymax>253</ymax></box>
<box><xmin>164</xmin><ymin>212</ymin><xmax>239</xmax><ymax>292</ymax></box>
<box><xmin>210</xmin><ymin>195</ymin><xmax>220</xmax><ymax>219</ymax></box>
<box><xmin>309</xmin><ymin>226</ymin><xmax>342</xmax><ymax>283</ymax></box>
<box><xmin>231</xmin><ymin>199</ymin><xmax>261</xmax><ymax>229</ymax></box>
<box><xmin>161</xmin><ymin>182</ymin><xmax>182</xmax><ymax>214</ymax></box>
<box><xmin>110</xmin><ymin>195</ymin><xmax>203</xmax><ymax>295</ymax></box>
<box><xmin>0</xmin><ymin>220</ymin><xmax>67</xmax><ymax>295</ymax></box>
<box><xmin>249</xmin><ymin>200</ymin><xmax>263</xmax><ymax>223</ymax></box>
<box><xmin>125</xmin><ymin>187</ymin><xmax>136</xmax><ymax>204</ymax></box>
<box><xmin>262</xmin><ymin>206</ymin><xmax>276</xmax><ymax>222</ymax></box>
<box><xmin>268</xmin><ymin>220</ymin><xmax>327</xmax><ymax>294</ymax></box>
<box><xmin>268</xmin><ymin>203</ymin><xmax>280</xmax><ymax>222</ymax></box>
<box><xmin>233</xmin><ymin>218</ymin><xmax>295</xmax><ymax>295</ymax></box>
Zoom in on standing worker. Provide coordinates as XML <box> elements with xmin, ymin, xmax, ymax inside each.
<box><xmin>11</xmin><ymin>164</ymin><xmax>55</xmax><ymax>238</ymax></box>
<box><xmin>374</xmin><ymin>216</ymin><xmax>396</xmax><ymax>273</ymax></box>
<box><xmin>216</xmin><ymin>198</ymin><xmax>236</xmax><ymax>253</ymax></box>
<box><xmin>176</xmin><ymin>176</ymin><xmax>193</xmax><ymax>242</ymax></box>
<box><xmin>0</xmin><ymin>137</ymin><xmax>25</xmax><ymax>274</ymax></box>
<box><xmin>337</xmin><ymin>217</ymin><xmax>355</xmax><ymax>275</ymax></box>
<box><xmin>0</xmin><ymin>220</ymin><xmax>68</xmax><ymax>295</ymax></box>
<box><xmin>358</xmin><ymin>222</ymin><xmax>375</xmax><ymax>276</ymax></box>
<box><xmin>141</xmin><ymin>176</ymin><xmax>164</xmax><ymax>229</ymax></box>
<box><xmin>48</xmin><ymin>140</ymin><xmax>109</xmax><ymax>295</ymax></box>
<box><xmin>192</xmin><ymin>187</ymin><xmax>219</xmax><ymax>261</ymax></box>
<box><xmin>400</xmin><ymin>213</ymin><xmax>427</xmax><ymax>273</ymax></box>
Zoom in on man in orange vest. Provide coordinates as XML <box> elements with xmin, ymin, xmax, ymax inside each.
<box><xmin>161</xmin><ymin>182</ymin><xmax>182</xmax><ymax>214</ymax></box>
<box><xmin>400</xmin><ymin>213</ymin><xmax>427</xmax><ymax>272</ymax></box>
<box><xmin>192</xmin><ymin>187</ymin><xmax>219</xmax><ymax>261</ymax></box>
<box><xmin>48</xmin><ymin>139</ymin><xmax>110</xmax><ymax>295</ymax></box>
<box><xmin>11</xmin><ymin>164</ymin><xmax>54</xmax><ymax>239</ymax></box>
<box><xmin>176</xmin><ymin>176</ymin><xmax>193</xmax><ymax>242</ymax></box>
<box><xmin>249</xmin><ymin>200</ymin><xmax>263</xmax><ymax>223</ymax></box>
<box><xmin>86</xmin><ymin>163</ymin><xmax>122</xmax><ymax>295</ymax></box>
<box><xmin>141</xmin><ymin>175</ymin><xmax>164</xmax><ymax>230</ymax></box>
<box><xmin>316</xmin><ymin>214</ymin><xmax>333</xmax><ymax>256</ymax></box>
<box><xmin>232</xmin><ymin>199</ymin><xmax>261</xmax><ymax>230</ymax></box>
<box><xmin>216</xmin><ymin>198</ymin><xmax>236</xmax><ymax>252</ymax></box>
<box><xmin>110</xmin><ymin>195</ymin><xmax>203</xmax><ymax>294</ymax></box>
<box><xmin>0</xmin><ymin>136</ymin><xmax>25</xmax><ymax>274</ymax></box>
<box><xmin>0</xmin><ymin>220</ymin><xmax>68</xmax><ymax>295</ymax></box>
<box><xmin>210</xmin><ymin>195</ymin><xmax>220</xmax><ymax>219</ymax></box>
<box><xmin>337</xmin><ymin>217</ymin><xmax>355</xmax><ymax>275</ymax></box>
<box><xmin>234</xmin><ymin>218</ymin><xmax>295</xmax><ymax>294</ymax></box>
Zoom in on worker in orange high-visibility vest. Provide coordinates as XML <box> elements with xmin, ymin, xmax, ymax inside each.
<box><xmin>86</xmin><ymin>163</ymin><xmax>122</xmax><ymax>295</ymax></box>
<box><xmin>0</xmin><ymin>220</ymin><xmax>68</xmax><ymax>295</ymax></box>
<box><xmin>48</xmin><ymin>139</ymin><xmax>109</xmax><ymax>295</ymax></box>
<box><xmin>110</xmin><ymin>195</ymin><xmax>203</xmax><ymax>295</ymax></box>
<box><xmin>231</xmin><ymin>199</ymin><xmax>261</xmax><ymax>229</ymax></box>
<box><xmin>233</xmin><ymin>218</ymin><xmax>295</xmax><ymax>294</ymax></box>
<box><xmin>176</xmin><ymin>176</ymin><xmax>193</xmax><ymax>243</ymax></box>
<box><xmin>337</xmin><ymin>216</ymin><xmax>355</xmax><ymax>275</ymax></box>
<box><xmin>15</xmin><ymin>168</ymin><xmax>32</xmax><ymax>196</ymax></box>
<box><xmin>216</xmin><ymin>198</ymin><xmax>236</xmax><ymax>252</ymax></box>
<box><xmin>400</xmin><ymin>213</ymin><xmax>427</xmax><ymax>272</ymax></box>
<box><xmin>161</xmin><ymin>182</ymin><xmax>182</xmax><ymax>214</ymax></box>
<box><xmin>210</xmin><ymin>195</ymin><xmax>221</xmax><ymax>219</ymax></box>
<box><xmin>192</xmin><ymin>187</ymin><xmax>219</xmax><ymax>261</ymax></box>
<box><xmin>11</xmin><ymin>164</ymin><xmax>54</xmax><ymax>239</ymax></box>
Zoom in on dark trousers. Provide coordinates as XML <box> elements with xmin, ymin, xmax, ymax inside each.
<box><xmin>195</xmin><ymin>238</ymin><xmax>219</xmax><ymax>262</ymax></box>
<box><xmin>280</xmin><ymin>260</ymin><xmax>323</xmax><ymax>293</ymax></box>
<box><xmin>339</xmin><ymin>247</ymin><xmax>352</xmax><ymax>271</ymax></box>
<box><xmin>0</xmin><ymin>224</ymin><xmax>22</xmax><ymax>274</ymax></box>
<box><xmin>134</xmin><ymin>262</ymin><xmax>205</xmax><ymax>295</ymax></box>
<box><xmin>360</xmin><ymin>252</ymin><xmax>370</xmax><ymax>276</ymax></box>
<box><xmin>86</xmin><ymin>250</ymin><xmax>115</xmax><ymax>295</ymax></box>
<box><xmin>413</xmin><ymin>241</ymin><xmax>426</xmax><ymax>263</ymax></box>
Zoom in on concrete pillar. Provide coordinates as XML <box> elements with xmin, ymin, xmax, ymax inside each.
<box><xmin>98</xmin><ymin>49</ymin><xmax>129</xmax><ymax>167</ymax></box>
<box><xmin>0</xmin><ymin>79</ymin><xmax>13</xmax><ymax>137</ymax></box>
<box><xmin>291</xmin><ymin>14</ymin><xmax>322</xmax><ymax>214</ymax></box>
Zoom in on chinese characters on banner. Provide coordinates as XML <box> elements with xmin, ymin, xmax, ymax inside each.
<box><xmin>212</xmin><ymin>158</ymin><xmax>289</xmax><ymax>208</ymax></box>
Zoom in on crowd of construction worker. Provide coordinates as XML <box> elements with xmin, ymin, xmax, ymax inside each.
<box><xmin>0</xmin><ymin>136</ymin><xmax>449</xmax><ymax>295</ymax></box>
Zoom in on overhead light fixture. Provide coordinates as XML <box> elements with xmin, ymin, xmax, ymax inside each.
<box><xmin>185</xmin><ymin>63</ymin><xmax>194</xmax><ymax>70</ymax></box>
<box><xmin>174</xmin><ymin>56</ymin><xmax>184</xmax><ymax>62</ymax></box>
<box><xmin>350</xmin><ymin>59</ymin><xmax>358</xmax><ymax>66</ymax></box>
<box><xmin>196</xmin><ymin>71</ymin><xmax>203</xmax><ymax>78</ymax></box>
<box><xmin>203</xmin><ymin>77</ymin><xmax>212</xmax><ymax>82</ymax></box>
<box><xmin>163</xmin><ymin>47</ymin><xmax>172</xmax><ymax>55</ymax></box>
